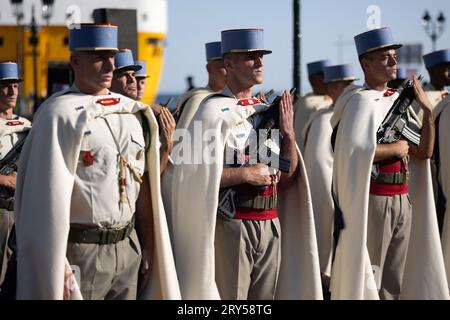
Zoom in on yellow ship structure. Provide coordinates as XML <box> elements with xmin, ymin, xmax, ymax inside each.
<box><xmin>0</xmin><ymin>0</ymin><xmax>167</xmax><ymax>115</ymax></box>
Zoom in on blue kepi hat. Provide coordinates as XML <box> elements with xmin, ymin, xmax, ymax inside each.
<box><xmin>205</xmin><ymin>41</ymin><xmax>222</xmax><ymax>61</ymax></box>
<box><xmin>114</xmin><ymin>49</ymin><xmax>142</xmax><ymax>72</ymax></box>
<box><xmin>354</xmin><ymin>27</ymin><xmax>402</xmax><ymax>57</ymax></box>
<box><xmin>307</xmin><ymin>60</ymin><xmax>331</xmax><ymax>77</ymax></box>
<box><xmin>324</xmin><ymin>64</ymin><xmax>358</xmax><ymax>83</ymax></box>
<box><xmin>135</xmin><ymin>61</ymin><xmax>149</xmax><ymax>78</ymax></box>
<box><xmin>0</xmin><ymin>62</ymin><xmax>22</xmax><ymax>82</ymax></box>
<box><xmin>69</xmin><ymin>23</ymin><xmax>119</xmax><ymax>52</ymax></box>
<box><xmin>423</xmin><ymin>49</ymin><xmax>450</xmax><ymax>69</ymax></box>
<box><xmin>221</xmin><ymin>29</ymin><xmax>272</xmax><ymax>55</ymax></box>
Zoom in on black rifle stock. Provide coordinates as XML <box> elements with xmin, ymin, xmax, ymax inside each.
<box><xmin>376</xmin><ymin>76</ymin><xmax>423</xmax><ymax>146</ymax></box>
<box><xmin>0</xmin><ymin>133</ymin><xmax>28</xmax><ymax>198</ymax></box>
<box><xmin>217</xmin><ymin>89</ymin><xmax>296</xmax><ymax>220</ymax></box>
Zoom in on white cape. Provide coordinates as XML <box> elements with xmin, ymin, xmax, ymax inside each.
<box><xmin>330</xmin><ymin>85</ymin><xmax>449</xmax><ymax>300</ymax></box>
<box><xmin>411</xmin><ymin>83</ymin><xmax>447</xmax><ymax>120</ymax></box>
<box><xmin>434</xmin><ymin>96</ymin><xmax>450</xmax><ymax>291</ymax></box>
<box><xmin>294</xmin><ymin>92</ymin><xmax>332</xmax><ymax>151</ymax></box>
<box><xmin>163</xmin><ymin>93</ymin><xmax>322</xmax><ymax>299</ymax></box>
<box><xmin>14</xmin><ymin>89</ymin><xmax>180</xmax><ymax>300</ymax></box>
<box><xmin>175</xmin><ymin>87</ymin><xmax>214</xmax><ymax>130</ymax></box>
<box><xmin>303</xmin><ymin>107</ymin><xmax>334</xmax><ymax>276</ymax></box>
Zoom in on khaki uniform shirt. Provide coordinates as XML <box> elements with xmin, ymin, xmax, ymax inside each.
<box><xmin>221</xmin><ymin>87</ymin><xmax>279</xmax><ymax>177</ymax></box>
<box><xmin>69</xmin><ymin>88</ymin><xmax>146</xmax><ymax>228</ymax></box>
<box><xmin>0</xmin><ymin>117</ymin><xmax>31</xmax><ymax>161</ymax></box>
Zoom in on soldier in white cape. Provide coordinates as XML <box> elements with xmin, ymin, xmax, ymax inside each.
<box><xmin>294</xmin><ymin>60</ymin><xmax>332</xmax><ymax>151</ymax></box>
<box><xmin>163</xmin><ymin>28</ymin><xmax>322</xmax><ymax>300</ymax></box>
<box><xmin>14</xmin><ymin>24</ymin><xmax>180</xmax><ymax>300</ymax></box>
<box><xmin>330</xmin><ymin>27</ymin><xmax>449</xmax><ymax>300</ymax></box>
<box><xmin>173</xmin><ymin>41</ymin><xmax>226</xmax><ymax>131</ymax></box>
<box><xmin>434</xmin><ymin>95</ymin><xmax>450</xmax><ymax>291</ymax></box>
<box><xmin>0</xmin><ymin>62</ymin><xmax>31</xmax><ymax>287</ymax></box>
<box><xmin>411</xmin><ymin>49</ymin><xmax>450</xmax><ymax>121</ymax></box>
<box><xmin>302</xmin><ymin>64</ymin><xmax>358</xmax><ymax>289</ymax></box>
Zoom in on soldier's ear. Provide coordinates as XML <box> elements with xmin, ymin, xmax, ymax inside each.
<box><xmin>223</xmin><ymin>56</ymin><xmax>233</xmax><ymax>70</ymax></box>
<box><xmin>360</xmin><ymin>56</ymin><xmax>371</xmax><ymax>73</ymax></box>
<box><xmin>70</xmin><ymin>53</ymin><xmax>79</xmax><ymax>68</ymax></box>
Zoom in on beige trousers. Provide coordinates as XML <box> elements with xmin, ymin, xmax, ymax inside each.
<box><xmin>214</xmin><ymin>217</ymin><xmax>281</xmax><ymax>300</ymax></box>
<box><xmin>66</xmin><ymin>229</ymin><xmax>141</xmax><ymax>300</ymax></box>
<box><xmin>0</xmin><ymin>209</ymin><xmax>14</xmax><ymax>286</ymax></box>
<box><xmin>367</xmin><ymin>194</ymin><xmax>412</xmax><ymax>300</ymax></box>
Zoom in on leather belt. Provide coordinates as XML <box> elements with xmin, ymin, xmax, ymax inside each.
<box><xmin>234</xmin><ymin>194</ymin><xmax>277</xmax><ymax>210</ymax></box>
<box><xmin>69</xmin><ymin>216</ymin><xmax>135</xmax><ymax>245</ymax></box>
<box><xmin>372</xmin><ymin>171</ymin><xmax>409</xmax><ymax>184</ymax></box>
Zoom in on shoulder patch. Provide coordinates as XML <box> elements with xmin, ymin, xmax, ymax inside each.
<box><xmin>96</xmin><ymin>97</ymin><xmax>120</xmax><ymax>106</ymax></box>
<box><xmin>6</xmin><ymin>121</ymin><xmax>24</xmax><ymax>126</ymax></box>
<box><xmin>237</xmin><ymin>98</ymin><xmax>259</xmax><ymax>106</ymax></box>
<box><xmin>384</xmin><ymin>88</ymin><xmax>397</xmax><ymax>97</ymax></box>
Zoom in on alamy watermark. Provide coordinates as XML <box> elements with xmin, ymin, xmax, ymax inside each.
<box><xmin>367</xmin><ymin>5</ymin><xmax>381</xmax><ymax>30</ymax></box>
<box><xmin>366</xmin><ymin>265</ymin><xmax>382</xmax><ymax>290</ymax></box>
<box><xmin>171</xmin><ymin>121</ymin><xmax>281</xmax><ymax>168</ymax></box>
<box><xmin>66</xmin><ymin>5</ymin><xmax>81</xmax><ymax>30</ymax></box>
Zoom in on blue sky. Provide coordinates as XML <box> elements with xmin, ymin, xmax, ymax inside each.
<box><xmin>159</xmin><ymin>0</ymin><xmax>449</xmax><ymax>95</ymax></box>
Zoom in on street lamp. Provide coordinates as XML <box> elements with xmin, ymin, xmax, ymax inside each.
<box><xmin>422</xmin><ymin>10</ymin><xmax>446</xmax><ymax>52</ymax></box>
<box><xmin>293</xmin><ymin>0</ymin><xmax>301</xmax><ymax>100</ymax></box>
<box><xmin>10</xmin><ymin>0</ymin><xmax>24</xmax><ymax>25</ymax></box>
<box><xmin>41</xmin><ymin>0</ymin><xmax>54</xmax><ymax>25</ymax></box>
<box><xmin>8</xmin><ymin>0</ymin><xmax>54</xmax><ymax>112</ymax></box>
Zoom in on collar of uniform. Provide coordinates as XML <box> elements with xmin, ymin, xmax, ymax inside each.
<box><xmin>221</xmin><ymin>86</ymin><xmax>261</xmax><ymax>103</ymax></box>
<box><xmin>362</xmin><ymin>82</ymin><xmax>396</xmax><ymax>95</ymax></box>
<box><xmin>65</xmin><ymin>84</ymin><xmax>112</xmax><ymax>95</ymax></box>
<box><xmin>66</xmin><ymin>84</ymin><xmax>81</xmax><ymax>94</ymax></box>
<box><xmin>221</xmin><ymin>86</ymin><xmax>237</xmax><ymax>98</ymax></box>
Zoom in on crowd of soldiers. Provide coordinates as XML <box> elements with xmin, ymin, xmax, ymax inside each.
<box><xmin>0</xmin><ymin>22</ymin><xmax>449</xmax><ymax>300</ymax></box>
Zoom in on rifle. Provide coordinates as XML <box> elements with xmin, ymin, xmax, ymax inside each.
<box><xmin>217</xmin><ymin>89</ymin><xmax>296</xmax><ymax>220</ymax></box>
<box><xmin>255</xmin><ymin>89</ymin><xmax>274</xmax><ymax>104</ymax></box>
<box><xmin>0</xmin><ymin>132</ymin><xmax>28</xmax><ymax>199</ymax></box>
<box><xmin>376</xmin><ymin>76</ymin><xmax>423</xmax><ymax>146</ymax></box>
